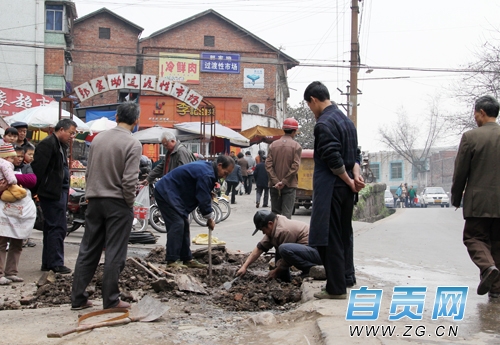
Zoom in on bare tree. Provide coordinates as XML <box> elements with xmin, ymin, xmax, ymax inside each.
<box><xmin>450</xmin><ymin>39</ymin><xmax>500</xmax><ymax>133</ymax></box>
<box><xmin>379</xmin><ymin>99</ymin><xmax>446</xmax><ymax>184</ymax></box>
<box><xmin>286</xmin><ymin>101</ymin><xmax>315</xmax><ymax>149</ymax></box>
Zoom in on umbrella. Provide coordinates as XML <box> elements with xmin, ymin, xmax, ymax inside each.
<box><xmin>174</xmin><ymin>122</ymin><xmax>250</xmax><ymax>147</ymax></box>
<box><xmin>240</xmin><ymin>125</ymin><xmax>284</xmax><ymax>145</ymax></box>
<box><xmin>132</xmin><ymin>125</ymin><xmax>202</xmax><ymax>144</ymax></box>
<box><xmin>6</xmin><ymin>101</ymin><xmax>89</xmax><ymax>132</ymax></box>
<box><xmin>85</xmin><ymin>117</ymin><xmax>117</xmax><ymax>133</ymax></box>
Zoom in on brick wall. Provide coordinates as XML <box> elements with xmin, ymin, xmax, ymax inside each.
<box><xmin>140</xmin><ymin>14</ymin><xmax>278</xmax><ymax>113</ymax></box>
<box><xmin>44</xmin><ymin>48</ymin><xmax>65</xmax><ymax>75</ymax></box>
<box><xmin>72</xmin><ymin>13</ymin><xmax>141</xmax><ymax>107</ymax></box>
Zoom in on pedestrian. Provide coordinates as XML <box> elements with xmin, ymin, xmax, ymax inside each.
<box><xmin>304</xmin><ymin>81</ymin><xmax>365</xmax><ymax>299</ymax></box>
<box><xmin>254</xmin><ymin>156</ymin><xmax>269</xmax><ymax>208</ymax></box>
<box><xmin>254</xmin><ymin>150</ymin><xmax>265</xmax><ymax>164</ymax></box>
<box><xmin>10</xmin><ymin>122</ymin><xmax>32</xmax><ymax>148</ymax></box>
<box><xmin>225</xmin><ymin>161</ymin><xmax>243</xmax><ymax>204</ymax></box>
<box><xmin>236</xmin><ymin>152</ymin><xmax>248</xmax><ymax>196</ymax></box>
<box><xmin>408</xmin><ymin>185</ymin><xmax>416</xmax><ymax>208</ymax></box>
<box><xmin>395</xmin><ymin>183</ymin><xmax>403</xmax><ymax>208</ymax></box>
<box><xmin>244</xmin><ymin>151</ymin><xmax>256</xmax><ymax>194</ymax></box>
<box><xmin>142</xmin><ymin>131</ymin><xmax>195</xmax><ymax>185</ymax></box>
<box><xmin>13</xmin><ymin>145</ymin><xmax>33</xmax><ymax>174</ymax></box>
<box><xmin>265</xmin><ymin>118</ymin><xmax>302</xmax><ymax>219</ymax></box>
<box><xmin>0</xmin><ymin>145</ymin><xmax>37</xmax><ymax>285</ymax></box>
<box><xmin>404</xmin><ymin>183</ymin><xmax>409</xmax><ymax>208</ymax></box>
<box><xmin>71</xmin><ymin>102</ymin><xmax>142</xmax><ymax>310</ymax></box>
<box><xmin>229</xmin><ymin>150</ymin><xmax>238</xmax><ymax>163</ymax></box>
<box><xmin>23</xmin><ymin>145</ymin><xmax>34</xmax><ymax>165</ymax></box>
<box><xmin>236</xmin><ymin>210</ymin><xmax>322</xmax><ymax>281</ymax></box>
<box><xmin>31</xmin><ymin>118</ymin><xmax>77</xmax><ymax>274</ymax></box>
<box><xmin>451</xmin><ymin>95</ymin><xmax>500</xmax><ymax>298</ymax></box>
<box><xmin>154</xmin><ymin>155</ymin><xmax>234</xmax><ymax>269</ymax></box>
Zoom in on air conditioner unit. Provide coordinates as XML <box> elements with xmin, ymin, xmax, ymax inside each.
<box><xmin>248</xmin><ymin>103</ymin><xmax>265</xmax><ymax>115</ymax></box>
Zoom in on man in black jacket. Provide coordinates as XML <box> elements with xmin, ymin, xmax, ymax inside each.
<box><xmin>32</xmin><ymin>118</ymin><xmax>77</xmax><ymax>274</ymax></box>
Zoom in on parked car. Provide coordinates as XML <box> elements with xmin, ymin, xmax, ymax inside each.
<box><xmin>419</xmin><ymin>187</ymin><xmax>450</xmax><ymax>208</ymax></box>
<box><xmin>384</xmin><ymin>190</ymin><xmax>394</xmax><ymax>208</ymax></box>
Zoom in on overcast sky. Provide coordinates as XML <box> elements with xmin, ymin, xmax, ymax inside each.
<box><xmin>73</xmin><ymin>0</ymin><xmax>500</xmax><ymax>151</ymax></box>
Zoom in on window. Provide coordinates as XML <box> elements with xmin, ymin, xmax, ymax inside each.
<box><xmin>390</xmin><ymin>162</ymin><xmax>403</xmax><ymax>180</ymax></box>
<box><xmin>44</xmin><ymin>90</ymin><xmax>64</xmax><ymax>101</ymax></box>
<box><xmin>371</xmin><ymin>163</ymin><xmax>380</xmax><ymax>180</ymax></box>
<box><xmin>99</xmin><ymin>27</ymin><xmax>110</xmax><ymax>39</ymax></box>
<box><xmin>412</xmin><ymin>165</ymin><xmax>419</xmax><ymax>179</ymax></box>
<box><xmin>46</xmin><ymin>5</ymin><xmax>64</xmax><ymax>31</ymax></box>
<box><xmin>204</xmin><ymin>35</ymin><xmax>215</xmax><ymax>47</ymax></box>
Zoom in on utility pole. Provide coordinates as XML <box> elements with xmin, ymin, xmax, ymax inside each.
<box><xmin>350</xmin><ymin>0</ymin><xmax>360</xmax><ymax>128</ymax></box>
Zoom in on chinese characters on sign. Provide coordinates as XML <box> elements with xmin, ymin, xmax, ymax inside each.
<box><xmin>176</xmin><ymin>103</ymin><xmax>215</xmax><ymax>117</ymax></box>
<box><xmin>159</xmin><ymin>53</ymin><xmax>200</xmax><ymax>84</ymax></box>
<box><xmin>244</xmin><ymin>68</ymin><xmax>265</xmax><ymax>89</ymax></box>
<box><xmin>73</xmin><ymin>74</ymin><xmax>204</xmax><ymax>109</ymax></box>
<box><xmin>0</xmin><ymin>88</ymin><xmax>55</xmax><ymax>116</ymax></box>
<box><xmin>346</xmin><ymin>286</ymin><xmax>468</xmax><ymax>321</ymax></box>
<box><xmin>200</xmin><ymin>52</ymin><xmax>240</xmax><ymax>74</ymax></box>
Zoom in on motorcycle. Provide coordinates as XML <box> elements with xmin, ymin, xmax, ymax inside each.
<box><xmin>66</xmin><ymin>187</ymin><xmax>87</xmax><ymax>235</ymax></box>
<box><xmin>64</xmin><ymin>187</ymin><xmax>148</xmax><ymax>236</ymax></box>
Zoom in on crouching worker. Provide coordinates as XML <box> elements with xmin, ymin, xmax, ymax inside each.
<box><xmin>236</xmin><ymin>210</ymin><xmax>322</xmax><ymax>281</ymax></box>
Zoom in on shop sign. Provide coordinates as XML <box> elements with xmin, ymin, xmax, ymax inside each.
<box><xmin>159</xmin><ymin>53</ymin><xmax>200</xmax><ymax>84</ymax></box>
<box><xmin>200</xmin><ymin>52</ymin><xmax>240</xmax><ymax>74</ymax></box>
<box><xmin>0</xmin><ymin>87</ymin><xmax>54</xmax><ymax>116</ymax></box>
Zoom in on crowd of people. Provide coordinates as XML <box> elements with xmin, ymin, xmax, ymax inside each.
<box><xmin>2</xmin><ymin>86</ymin><xmax>497</xmax><ymax>309</ymax></box>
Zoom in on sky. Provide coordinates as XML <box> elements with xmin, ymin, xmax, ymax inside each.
<box><xmin>72</xmin><ymin>0</ymin><xmax>500</xmax><ymax>151</ymax></box>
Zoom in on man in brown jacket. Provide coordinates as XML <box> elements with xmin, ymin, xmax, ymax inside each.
<box><xmin>236</xmin><ymin>210</ymin><xmax>322</xmax><ymax>281</ymax></box>
<box><xmin>265</xmin><ymin>118</ymin><xmax>302</xmax><ymax>219</ymax></box>
<box><xmin>451</xmin><ymin>95</ymin><xmax>500</xmax><ymax>298</ymax></box>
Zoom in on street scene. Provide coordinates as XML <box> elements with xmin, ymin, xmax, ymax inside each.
<box><xmin>2</xmin><ymin>0</ymin><xmax>500</xmax><ymax>344</ymax></box>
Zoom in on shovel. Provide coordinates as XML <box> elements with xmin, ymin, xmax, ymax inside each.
<box><xmin>222</xmin><ymin>277</ymin><xmax>239</xmax><ymax>290</ymax></box>
<box><xmin>47</xmin><ymin>295</ymin><xmax>170</xmax><ymax>338</ymax></box>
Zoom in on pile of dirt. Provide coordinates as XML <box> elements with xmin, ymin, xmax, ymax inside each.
<box><xmin>5</xmin><ymin>246</ymin><xmax>304</xmax><ymax>312</ymax></box>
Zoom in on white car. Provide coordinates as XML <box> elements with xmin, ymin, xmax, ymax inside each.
<box><xmin>384</xmin><ymin>190</ymin><xmax>394</xmax><ymax>208</ymax></box>
<box><xmin>419</xmin><ymin>187</ymin><xmax>450</xmax><ymax>208</ymax></box>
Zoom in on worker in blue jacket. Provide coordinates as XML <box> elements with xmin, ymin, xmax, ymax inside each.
<box><xmin>154</xmin><ymin>155</ymin><xmax>234</xmax><ymax>269</ymax></box>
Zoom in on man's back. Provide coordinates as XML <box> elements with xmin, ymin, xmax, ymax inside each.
<box><xmin>265</xmin><ymin>135</ymin><xmax>302</xmax><ymax>188</ymax></box>
<box><xmin>85</xmin><ymin>126</ymin><xmax>142</xmax><ymax>207</ymax></box>
<box><xmin>452</xmin><ymin>122</ymin><xmax>500</xmax><ymax>217</ymax></box>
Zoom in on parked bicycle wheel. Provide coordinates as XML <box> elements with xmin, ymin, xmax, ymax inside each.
<box><xmin>149</xmin><ymin>204</ymin><xmax>166</xmax><ymax>233</ymax></box>
<box><xmin>131</xmin><ymin>217</ymin><xmax>148</xmax><ymax>232</ymax></box>
<box><xmin>216</xmin><ymin>197</ymin><xmax>231</xmax><ymax>221</ymax></box>
<box><xmin>192</xmin><ymin>202</ymin><xmax>222</xmax><ymax>226</ymax></box>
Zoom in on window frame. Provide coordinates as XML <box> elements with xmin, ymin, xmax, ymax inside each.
<box><xmin>204</xmin><ymin>35</ymin><xmax>215</xmax><ymax>47</ymax></box>
<box><xmin>389</xmin><ymin>161</ymin><xmax>404</xmax><ymax>181</ymax></box>
<box><xmin>370</xmin><ymin>162</ymin><xmax>380</xmax><ymax>181</ymax></box>
<box><xmin>46</xmin><ymin>4</ymin><xmax>65</xmax><ymax>32</ymax></box>
<box><xmin>99</xmin><ymin>27</ymin><xmax>111</xmax><ymax>39</ymax></box>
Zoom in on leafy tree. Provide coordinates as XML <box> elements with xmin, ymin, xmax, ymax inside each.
<box><xmin>286</xmin><ymin>101</ymin><xmax>315</xmax><ymax>149</ymax></box>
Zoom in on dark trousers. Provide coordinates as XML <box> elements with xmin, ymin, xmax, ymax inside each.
<box><xmin>71</xmin><ymin>198</ymin><xmax>133</xmax><ymax>309</ymax></box>
<box><xmin>463</xmin><ymin>217</ymin><xmax>500</xmax><ymax>292</ymax></box>
<box><xmin>225</xmin><ymin>181</ymin><xmax>239</xmax><ymax>203</ymax></box>
<box><xmin>39</xmin><ymin>191</ymin><xmax>68</xmax><ymax>269</ymax></box>
<box><xmin>270</xmin><ymin>187</ymin><xmax>296</xmax><ymax>219</ymax></box>
<box><xmin>316</xmin><ymin>186</ymin><xmax>354</xmax><ymax>295</ymax></box>
<box><xmin>278</xmin><ymin>243</ymin><xmax>322</xmax><ymax>273</ymax></box>
<box><xmin>243</xmin><ymin>175</ymin><xmax>253</xmax><ymax>194</ymax></box>
<box><xmin>154</xmin><ymin>190</ymin><xmax>192</xmax><ymax>262</ymax></box>
<box><xmin>256</xmin><ymin>186</ymin><xmax>269</xmax><ymax>206</ymax></box>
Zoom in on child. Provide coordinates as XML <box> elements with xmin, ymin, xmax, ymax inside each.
<box><xmin>2</xmin><ymin>127</ymin><xmax>19</xmax><ymax>145</ymax></box>
<box><xmin>0</xmin><ymin>143</ymin><xmax>18</xmax><ymax>187</ymax></box>
<box><xmin>24</xmin><ymin>145</ymin><xmax>35</xmax><ymax>164</ymax></box>
<box><xmin>13</xmin><ymin>145</ymin><xmax>33</xmax><ymax>174</ymax></box>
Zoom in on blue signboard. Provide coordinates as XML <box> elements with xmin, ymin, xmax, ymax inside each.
<box><xmin>200</xmin><ymin>52</ymin><xmax>240</xmax><ymax>74</ymax></box>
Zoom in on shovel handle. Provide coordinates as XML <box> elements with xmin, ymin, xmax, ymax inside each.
<box><xmin>128</xmin><ymin>257</ymin><xmax>159</xmax><ymax>280</ymax></box>
<box><xmin>47</xmin><ymin>318</ymin><xmax>132</xmax><ymax>338</ymax></box>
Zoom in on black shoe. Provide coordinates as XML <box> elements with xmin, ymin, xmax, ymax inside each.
<box><xmin>50</xmin><ymin>266</ymin><xmax>72</xmax><ymax>274</ymax></box>
<box><xmin>41</xmin><ymin>265</ymin><xmax>49</xmax><ymax>272</ymax></box>
<box><xmin>478</xmin><ymin>266</ymin><xmax>499</xmax><ymax>295</ymax></box>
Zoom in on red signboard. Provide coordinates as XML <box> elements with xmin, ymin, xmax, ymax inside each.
<box><xmin>0</xmin><ymin>87</ymin><xmax>55</xmax><ymax>116</ymax></box>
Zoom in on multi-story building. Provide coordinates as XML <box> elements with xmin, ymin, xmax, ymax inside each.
<box><xmin>0</xmin><ymin>0</ymin><xmax>77</xmax><ymax>99</ymax></box>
